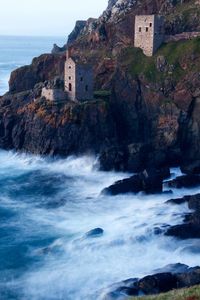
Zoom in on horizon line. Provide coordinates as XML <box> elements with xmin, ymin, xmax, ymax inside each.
<box><xmin>0</xmin><ymin>34</ymin><xmax>67</xmax><ymax>38</ymax></box>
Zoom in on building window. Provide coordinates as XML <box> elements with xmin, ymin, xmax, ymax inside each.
<box><xmin>146</xmin><ymin>27</ymin><xmax>149</xmax><ymax>32</ymax></box>
<box><xmin>69</xmin><ymin>83</ymin><xmax>72</xmax><ymax>92</ymax></box>
<box><xmin>139</xmin><ymin>27</ymin><xmax>142</xmax><ymax>32</ymax></box>
<box><xmin>85</xmin><ymin>85</ymin><xmax>88</xmax><ymax>92</ymax></box>
<box><xmin>69</xmin><ymin>76</ymin><xmax>71</xmax><ymax>80</ymax></box>
<box><xmin>80</xmin><ymin>77</ymin><xmax>83</xmax><ymax>82</ymax></box>
<box><xmin>149</xmin><ymin>23</ymin><xmax>152</xmax><ymax>27</ymax></box>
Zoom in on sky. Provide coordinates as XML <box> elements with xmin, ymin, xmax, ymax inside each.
<box><xmin>0</xmin><ymin>0</ymin><xmax>108</xmax><ymax>37</ymax></box>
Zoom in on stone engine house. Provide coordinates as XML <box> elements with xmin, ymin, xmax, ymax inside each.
<box><xmin>65</xmin><ymin>54</ymin><xmax>94</xmax><ymax>102</ymax></box>
<box><xmin>134</xmin><ymin>15</ymin><xmax>165</xmax><ymax>56</ymax></box>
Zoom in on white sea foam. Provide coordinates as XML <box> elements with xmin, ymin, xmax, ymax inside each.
<box><xmin>0</xmin><ymin>150</ymin><xmax>199</xmax><ymax>300</ymax></box>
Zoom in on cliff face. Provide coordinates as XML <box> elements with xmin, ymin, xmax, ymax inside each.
<box><xmin>1</xmin><ymin>0</ymin><xmax>200</xmax><ymax>171</ymax></box>
<box><xmin>9</xmin><ymin>54</ymin><xmax>65</xmax><ymax>93</ymax></box>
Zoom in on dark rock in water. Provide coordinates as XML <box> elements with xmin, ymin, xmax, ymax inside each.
<box><xmin>167</xmin><ymin>197</ymin><xmax>188</xmax><ymax>205</ymax></box>
<box><xmin>166</xmin><ymin>224</ymin><xmax>200</xmax><ymax>239</ymax></box>
<box><xmin>166</xmin><ymin>175</ymin><xmax>200</xmax><ymax>189</ymax></box>
<box><xmin>166</xmin><ymin>194</ymin><xmax>200</xmax><ymax>239</ymax></box>
<box><xmin>102</xmin><ymin>168</ymin><xmax>166</xmax><ymax>195</ymax></box>
<box><xmin>140</xmin><ymin>169</ymin><xmax>163</xmax><ymax>194</ymax></box>
<box><xmin>85</xmin><ymin>228</ymin><xmax>104</xmax><ymax>238</ymax></box>
<box><xmin>181</xmin><ymin>160</ymin><xmax>200</xmax><ymax>175</ymax></box>
<box><xmin>102</xmin><ymin>265</ymin><xmax>200</xmax><ymax>299</ymax></box>
<box><xmin>153</xmin><ymin>227</ymin><xmax>163</xmax><ymax>235</ymax></box>
<box><xmin>102</xmin><ymin>174</ymin><xmax>143</xmax><ymax>195</ymax></box>
<box><xmin>137</xmin><ymin>272</ymin><xmax>178</xmax><ymax>294</ymax></box>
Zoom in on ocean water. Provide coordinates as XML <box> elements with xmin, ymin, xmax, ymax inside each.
<box><xmin>0</xmin><ymin>151</ymin><xmax>200</xmax><ymax>300</ymax></box>
<box><xmin>0</xmin><ymin>36</ymin><xmax>200</xmax><ymax>300</ymax></box>
<box><xmin>0</xmin><ymin>35</ymin><xmax>66</xmax><ymax>95</ymax></box>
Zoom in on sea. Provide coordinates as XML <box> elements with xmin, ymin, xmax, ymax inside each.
<box><xmin>0</xmin><ymin>36</ymin><xmax>200</xmax><ymax>300</ymax></box>
<box><xmin>0</xmin><ymin>35</ymin><xmax>66</xmax><ymax>95</ymax></box>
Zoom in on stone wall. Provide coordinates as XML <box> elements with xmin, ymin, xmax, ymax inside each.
<box><xmin>75</xmin><ymin>64</ymin><xmax>94</xmax><ymax>101</ymax></box>
<box><xmin>165</xmin><ymin>32</ymin><xmax>200</xmax><ymax>43</ymax></box>
<box><xmin>134</xmin><ymin>15</ymin><xmax>164</xmax><ymax>56</ymax></box>
<box><xmin>41</xmin><ymin>87</ymin><xmax>67</xmax><ymax>102</ymax></box>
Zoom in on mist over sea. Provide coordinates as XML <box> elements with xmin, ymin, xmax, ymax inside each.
<box><xmin>0</xmin><ymin>35</ymin><xmax>66</xmax><ymax>95</ymax></box>
<box><xmin>0</xmin><ymin>36</ymin><xmax>200</xmax><ymax>300</ymax></box>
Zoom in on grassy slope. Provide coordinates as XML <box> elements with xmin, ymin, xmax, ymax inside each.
<box><xmin>119</xmin><ymin>37</ymin><xmax>200</xmax><ymax>83</ymax></box>
<box><xmin>130</xmin><ymin>285</ymin><xmax>200</xmax><ymax>300</ymax></box>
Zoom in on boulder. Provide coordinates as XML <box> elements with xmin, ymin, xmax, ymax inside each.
<box><xmin>166</xmin><ymin>175</ymin><xmax>200</xmax><ymax>189</ymax></box>
<box><xmin>102</xmin><ymin>174</ymin><xmax>143</xmax><ymax>195</ymax></box>
<box><xmin>102</xmin><ymin>265</ymin><xmax>200</xmax><ymax>299</ymax></box>
<box><xmin>137</xmin><ymin>273</ymin><xmax>177</xmax><ymax>294</ymax></box>
<box><xmin>166</xmin><ymin>194</ymin><xmax>200</xmax><ymax>239</ymax></box>
<box><xmin>165</xmin><ymin>224</ymin><xmax>200</xmax><ymax>239</ymax></box>
<box><xmin>85</xmin><ymin>228</ymin><xmax>104</xmax><ymax>238</ymax></box>
<box><xmin>102</xmin><ymin>168</ymin><xmax>166</xmax><ymax>195</ymax></box>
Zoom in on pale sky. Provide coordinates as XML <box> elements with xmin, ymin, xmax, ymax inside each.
<box><xmin>0</xmin><ymin>0</ymin><xmax>108</xmax><ymax>36</ymax></box>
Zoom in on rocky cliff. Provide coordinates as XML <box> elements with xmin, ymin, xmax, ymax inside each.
<box><xmin>1</xmin><ymin>0</ymin><xmax>200</xmax><ymax>172</ymax></box>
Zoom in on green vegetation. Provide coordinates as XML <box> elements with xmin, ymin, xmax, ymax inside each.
<box><xmin>119</xmin><ymin>37</ymin><xmax>200</xmax><ymax>83</ymax></box>
<box><xmin>130</xmin><ymin>285</ymin><xmax>200</xmax><ymax>300</ymax></box>
<box><xmin>94</xmin><ymin>90</ymin><xmax>111</xmax><ymax>99</ymax></box>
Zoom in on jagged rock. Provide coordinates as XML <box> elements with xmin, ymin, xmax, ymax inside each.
<box><xmin>102</xmin><ymin>168</ymin><xmax>168</xmax><ymax>195</ymax></box>
<box><xmin>166</xmin><ymin>224</ymin><xmax>200</xmax><ymax>239</ymax></box>
<box><xmin>166</xmin><ymin>194</ymin><xmax>200</xmax><ymax>239</ymax></box>
<box><xmin>51</xmin><ymin>43</ymin><xmax>67</xmax><ymax>54</ymax></box>
<box><xmin>101</xmin><ymin>265</ymin><xmax>200</xmax><ymax>299</ymax></box>
<box><xmin>137</xmin><ymin>272</ymin><xmax>177</xmax><ymax>294</ymax></box>
<box><xmin>67</xmin><ymin>20</ymin><xmax>87</xmax><ymax>45</ymax></box>
<box><xmin>9</xmin><ymin>54</ymin><xmax>65</xmax><ymax>93</ymax></box>
<box><xmin>166</xmin><ymin>175</ymin><xmax>200</xmax><ymax>189</ymax></box>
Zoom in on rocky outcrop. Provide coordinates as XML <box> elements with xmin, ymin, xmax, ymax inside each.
<box><xmin>1</xmin><ymin>0</ymin><xmax>200</xmax><ymax>172</ymax></box>
<box><xmin>67</xmin><ymin>20</ymin><xmax>87</xmax><ymax>45</ymax></box>
<box><xmin>102</xmin><ymin>168</ymin><xmax>170</xmax><ymax>195</ymax></box>
<box><xmin>166</xmin><ymin>194</ymin><xmax>200</xmax><ymax>239</ymax></box>
<box><xmin>101</xmin><ymin>264</ymin><xmax>200</xmax><ymax>299</ymax></box>
<box><xmin>166</xmin><ymin>175</ymin><xmax>200</xmax><ymax>189</ymax></box>
<box><xmin>179</xmin><ymin>97</ymin><xmax>200</xmax><ymax>172</ymax></box>
<box><xmin>0</xmin><ymin>94</ymin><xmax>118</xmax><ymax>155</ymax></box>
<box><xmin>9</xmin><ymin>54</ymin><xmax>65</xmax><ymax>93</ymax></box>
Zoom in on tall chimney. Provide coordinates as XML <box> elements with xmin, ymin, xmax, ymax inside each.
<box><xmin>66</xmin><ymin>47</ymin><xmax>73</xmax><ymax>60</ymax></box>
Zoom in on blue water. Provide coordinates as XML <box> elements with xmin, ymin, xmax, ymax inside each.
<box><xmin>0</xmin><ymin>35</ymin><xmax>66</xmax><ymax>95</ymax></box>
<box><xmin>0</xmin><ymin>36</ymin><xmax>200</xmax><ymax>300</ymax></box>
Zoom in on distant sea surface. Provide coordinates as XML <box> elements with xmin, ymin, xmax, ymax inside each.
<box><xmin>0</xmin><ymin>35</ymin><xmax>66</xmax><ymax>95</ymax></box>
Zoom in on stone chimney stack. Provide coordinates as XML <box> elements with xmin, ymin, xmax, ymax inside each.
<box><xmin>66</xmin><ymin>47</ymin><xmax>73</xmax><ymax>60</ymax></box>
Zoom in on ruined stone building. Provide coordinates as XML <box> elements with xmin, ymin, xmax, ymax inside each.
<box><xmin>41</xmin><ymin>78</ymin><xmax>67</xmax><ymax>102</ymax></box>
<box><xmin>134</xmin><ymin>15</ymin><xmax>165</xmax><ymax>56</ymax></box>
<box><xmin>65</xmin><ymin>52</ymin><xmax>94</xmax><ymax>101</ymax></box>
